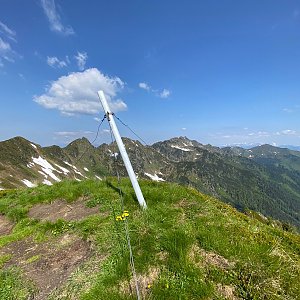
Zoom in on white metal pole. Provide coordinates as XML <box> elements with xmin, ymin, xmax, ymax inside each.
<box><xmin>97</xmin><ymin>90</ymin><xmax>147</xmax><ymax>209</ymax></box>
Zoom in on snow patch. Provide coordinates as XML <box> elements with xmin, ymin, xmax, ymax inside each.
<box><xmin>22</xmin><ymin>179</ymin><xmax>36</xmax><ymax>188</ymax></box>
<box><xmin>63</xmin><ymin>161</ymin><xmax>73</xmax><ymax>167</ymax></box>
<box><xmin>182</xmin><ymin>140</ymin><xmax>193</xmax><ymax>147</ymax></box>
<box><xmin>144</xmin><ymin>172</ymin><xmax>165</xmax><ymax>182</ymax></box>
<box><xmin>43</xmin><ymin>179</ymin><xmax>52</xmax><ymax>186</ymax></box>
<box><xmin>84</xmin><ymin>167</ymin><xmax>89</xmax><ymax>172</ymax></box>
<box><xmin>0</xmin><ymin>187</ymin><xmax>4</xmax><ymax>191</ymax></box>
<box><xmin>170</xmin><ymin>145</ymin><xmax>192</xmax><ymax>152</ymax></box>
<box><xmin>27</xmin><ymin>162</ymin><xmax>35</xmax><ymax>168</ymax></box>
<box><xmin>95</xmin><ymin>175</ymin><xmax>102</xmax><ymax>180</ymax></box>
<box><xmin>55</xmin><ymin>163</ymin><xmax>70</xmax><ymax>174</ymax></box>
<box><xmin>74</xmin><ymin>169</ymin><xmax>84</xmax><ymax>177</ymax></box>
<box><xmin>38</xmin><ymin>170</ymin><xmax>47</xmax><ymax>178</ymax></box>
<box><xmin>75</xmin><ymin>178</ymin><xmax>81</xmax><ymax>182</ymax></box>
<box><xmin>30</xmin><ymin>143</ymin><xmax>37</xmax><ymax>149</ymax></box>
<box><xmin>32</xmin><ymin>156</ymin><xmax>61</xmax><ymax>182</ymax></box>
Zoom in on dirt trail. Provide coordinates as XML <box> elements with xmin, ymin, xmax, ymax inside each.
<box><xmin>0</xmin><ymin>214</ymin><xmax>14</xmax><ymax>235</ymax></box>
<box><xmin>1</xmin><ymin>233</ymin><xmax>92</xmax><ymax>300</ymax></box>
<box><xmin>28</xmin><ymin>199</ymin><xmax>100</xmax><ymax>222</ymax></box>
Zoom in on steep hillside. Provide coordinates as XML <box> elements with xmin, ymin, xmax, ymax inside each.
<box><xmin>153</xmin><ymin>138</ymin><xmax>300</xmax><ymax>229</ymax></box>
<box><xmin>0</xmin><ymin>179</ymin><xmax>299</xmax><ymax>299</ymax></box>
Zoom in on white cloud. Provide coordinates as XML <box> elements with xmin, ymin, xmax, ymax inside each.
<box><xmin>0</xmin><ymin>21</ymin><xmax>20</xmax><ymax>67</ymax></box>
<box><xmin>181</xmin><ymin>127</ymin><xmax>187</xmax><ymax>131</ymax></box>
<box><xmin>47</xmin><ymin>56</ymin><xmax>68</xmax><ymax>68</ymax></box>
<box><xmin>19</xmin><ymin>73</ymin><xmax>25</xmax><ymax>80</ymax></box>
<box><xmin>54</xmin><ymin>131</ymin><xmax>93</xmax><ymax>137</ymax></box>
<box><xmin>0</xmin><ymin>37</ymin><xmax>16</xmax><ymax>65</ymax></box>
<box><xmin>74</xmin><ymin>51</ymin><xmax>88</xmax><ymax>70</ymax></box>
<box><xmin>283</xmin><ymin>105</ymin><xmax>300</xmax><ymax>113</ymax></box>
<box><xmin>0</xmin><ymin>37</ymin><xmax>10</xmax><ymax>51</ymax></box>
<box><xmin>0</xmin><ymin>21</ymin><xmax>16</xmax><ymax>42</ymax></box>
<box><xmin>159</xmin><ymin>88</ymin><xmax>171</xmax><ymax>99</ymax></box>
<box><xmin>139</xmin><ymin>82</ymin><xmax>151</xmax><ymax>91</ymax></box>
<box><xmin>34</xmin><ymin>68</ymin><xmax>127</xmax><ymax>115</ymax></box>
<box><xmin>139</xmin><ymin>82</ymin><xmax>171</xmax><ymax>99</ymax></box>
<box><xmin>278</xmin><ymin>129</ymin><xmax>297</xmax><ymax>136</ymax></box>
<box><xmin>40</xmin><ymin>0</ymin><xmax>74</xmax><ymax>36</ymax></box>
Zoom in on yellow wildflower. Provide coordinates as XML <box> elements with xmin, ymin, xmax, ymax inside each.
<box><xmin>122</xmin><ymin>210</ymin><xmax>129</xmax><ymax>217</ymax></box>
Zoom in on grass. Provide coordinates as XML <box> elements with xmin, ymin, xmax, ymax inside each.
<box><xmin>0</xmin><ymin>178</ymin><xmax>299</xmax><ymax>299</ymax></box>
<box><xmin>0</xmin><ymin>268</ymin><xmax>36</xmax><ymax>300</ymax></box>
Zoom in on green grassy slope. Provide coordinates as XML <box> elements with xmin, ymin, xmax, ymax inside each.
<box><xmin>0</xmin><ymin>179</ymin><xmax>299</xmax><ymax>299</ymax></box>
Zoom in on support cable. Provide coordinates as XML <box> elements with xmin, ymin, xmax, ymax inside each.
<box><xmin>114</xmin><ymin>114</ymin><xmax>148</xmax><ymax>146</ymax></box>
<box><xmin>114</xmin><ymin>114</ymin><xmax>163</xmax><ymax>166</ymax></box>
<box><xmin>108</xmin><ymin>124</ymin><xmax>141</xmax><ymax>300</ymax></box>
<box><xmin>75</xmin><ymin>115</ymin><xmax>106</xmax><ymax>163</ymax></box>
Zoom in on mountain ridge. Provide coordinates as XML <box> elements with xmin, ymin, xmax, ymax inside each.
<box><xmin>0</xmin><ymin>135</ymin><xmax>300</xmax><ymax>230</ymax></box>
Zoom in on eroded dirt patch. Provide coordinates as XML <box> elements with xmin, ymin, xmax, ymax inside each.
<box><xmin>28</xmin><ymin>199</ymin><xmax>100</xmax><ymax>222</ymax></box>
<box><xmin>0</xmin><ymin>214</ymin><xmax>14</xmax><ymax>235</ymax></box>
<box><xmin>119</xmin><ymin>266</ymin><xmax>160</xmax><ymax>298</ymax></box>
<box><xmin>217</xmin><ymin>284</ymin><xmax>240</xmax><ymax>300</ymax></box>
<box><xmin>189</xmin><ymin>244</ymin><xmax>235</xmax><ymax>269</ymax></box>
<box><xmin>0</xmin><ymin>233</ymin><xmax>92</xmax><ymax>300</ymax></box>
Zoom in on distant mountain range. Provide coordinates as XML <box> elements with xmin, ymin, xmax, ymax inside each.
<box><xmin>1</xmin><ymin>136</ymin><xmax>300</xmax><ymax>229</ymax></box>
<box><xmin>223</xmin><ymin>143</ymin><xmax>300</xmax><ymax>151</ymax></box>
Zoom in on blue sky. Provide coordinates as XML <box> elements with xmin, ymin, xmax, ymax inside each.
<box><xmin>1</xmin><ymin>0</ymin><xmax>300</xmax><ymax>147</ymax></box>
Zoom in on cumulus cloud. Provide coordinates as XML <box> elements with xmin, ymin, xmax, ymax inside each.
<box><xmin>138</xmin><ymin>81</ymin><xmax>171</xmax><ymax>98</ymax></box>
<box><xmin>139</xmin><ymin>82</ymin><xmax>151</xmax><ymax>91</ymax></box>
<box><xmin>47</xmin><ymin>56</ymin><xmax>68</xmax><ymax>68</ymax></box>
<box><xmin>40</xmin><ymin>0</ymin><xmax>74</xmax><ymax>36</ymax></box>
<box><xmin>159</xmin><ymin>88</ymin><xmax>171</xmax><ymax>99</ymax></box>
<box><xmin>34</xmin><ymin>68</ymin><xmax>127</xmax><ymax>115</ymax></box>
<box><xmin>74</xmin><ymin>51</ymin><xmax>87</xmax><ymax>70</ymax></box>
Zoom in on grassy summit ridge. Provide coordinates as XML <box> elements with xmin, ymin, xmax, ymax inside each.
<box><xmin>0</xmin><ymin>179</ymin><xmax>299</xmax><ymax>299</ymax></box>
